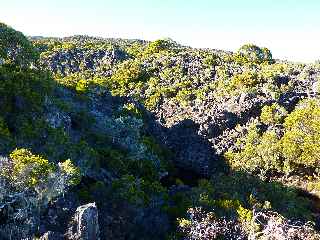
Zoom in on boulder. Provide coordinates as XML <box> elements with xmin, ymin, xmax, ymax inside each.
<box><xmin>68</xmin><ymin>203</ymin><xmax>100</xmax><ymax>240</ymax></box>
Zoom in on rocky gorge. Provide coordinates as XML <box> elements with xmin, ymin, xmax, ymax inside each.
<box><xmin>1</xmin><ymin>22</ymin><xmax>320</xmax><ymax>239</ymax></box>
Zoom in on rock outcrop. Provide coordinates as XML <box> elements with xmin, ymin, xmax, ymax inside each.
<box><xmin>67</xmin><ymin>203</ymin><xmax>100</xmax><ymax>240</ymax></box>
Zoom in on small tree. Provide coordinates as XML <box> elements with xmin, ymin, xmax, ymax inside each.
<box><xmin>9</xmin><ymin>148</ymin><xmax>55</xmax><ymax>188</ymax></box>
<box><xmin>281</xmin><ymin>99</ymin><xmax>320</xmax><ymax>172</ymax></box>
<box><xmin>145</xmin><ymin>39</ymin><xmax>173</xmax><ymax>55</ymax></box>
<box><xmin>0</xmin><ymin>22</ymin><xmax>38</xmax><ymax>66</ymax></box>
<box><xmin>237</xmin><ymin>44</ymin><xmax>273</xmax><ymax>64</ymax></box>
<box><xmin>260</xmin><ymin>103</ymin><xmax>287</xmax><ymax>125</ymax></box>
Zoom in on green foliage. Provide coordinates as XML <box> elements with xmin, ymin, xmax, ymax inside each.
<box><xmin>236</xmin><ymin>44</ymin><xmax>273</xmax><ymax>64</ymax></box>
<box><xmin>142</xmin><ymin>135</ymin><xmax>173</xmax><ymax>172</ymax></box>
<box><xmin>225</xmin><ymin>126</ymin><xmax>282</xmax><ymax>175</ymax></box>
<box><xmin>59</xmin><ymin>159</ymin><xmax>81</xmax><ymax>186</ymax></box>
<box><xmin>0</xmin><ymin>22</ymin><xmax>38</xmax><ymax>65</ymax></box>
<box><xmin>165</xmin><ymin>191</ymin><xmax>193</xmax><ymax>219</ymax></box>
<box><xmin>203</xmin><ymin>54</ymin><xmax>218</xmax><ymax>66</ymax></box>
<box><xmin>227</xmin><ymin>71</ymin><xmax>260</xmax><ymax>92</ymax></box>
<box><xmin>175</xmin><ymin>89</ymin><xmax>194</xmax><ymax>107</ymax></box>
<box><xmin>0</xmin><ymin>116</ymin><xmax>10</xmax><ymax>137</ymax></box>
<box><xmin>144</xmin><ymin>91</ymin><xmax>162</xmax><ymax>110</ymax></box>
<box><xmin>212</xmin><ymin>172</ymin><xmax>312</xmax><ymax>220</ymax></box>
<box><xmin>145</xmin><ymin>39</ymin><xmax>172</xmax><ymax>55</ymax></box>
<box><xmin>126</xmin><ymin>42</ymin><xmax>145</xmax><ymax>58</ymax></box>
<box><xmin>121</xmin><ymin>103</ymin><xmax>144</xmax><ymax>119</ymax></box>
<box><xmin>260</xmin><ymin>103</ymin><xmax>287</xmax><ymax>125</ymax></box>
<box><xmin>237</xmin><ymin>205</ymin><xmax>253</xmax><ymax>223</ymax></box>
<box><xmin>55</xmin><ymin>72</ymin><xmax>93</xmax><ymax>94</ymax></box>
<box><xmin>111</xmin><ymin>174</ymin><xmax>167</xmax><ymax>207</ymax></box>
<box><xmin>101</xmin><ymin>141</ymin><xmax>164</xmax><ymax>182</ymax></box>
<box><xmin>0</xmin><ymin>64</ymin><xmax>53</xmax><ymax>116</ymax></box>
<box><xmin>281</xmin><ymin>99</ymin><xmax>320</xmax><ymax>172</ymax></box>
<box><xmin>75</xmin><ymin>78</ymin><xmax>89</xmax><ymax>93</ymax></box>
<box><xmin>227</xmin><ymin>99</ymin><xmax>320</xmax><ymax>176</ymax></box>
<box><xmin>108</xmin><ymin>59</ymin><xmax>147</xmax><ymax>96</ymax></box>
<box><xmin>9</xmin><ymin>148</ymin><xmax>54</xmax><ymax>187</ymax></box>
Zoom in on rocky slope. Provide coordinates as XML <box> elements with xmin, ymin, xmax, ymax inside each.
<box><xmin>1</xmin><ymin>23</ymin><xmax>320</xmax><ymax>239</ymax></box>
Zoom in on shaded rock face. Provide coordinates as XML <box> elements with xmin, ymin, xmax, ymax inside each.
<box><xmin>46</xmin><ymin>110</ymin><xmax>72</xmax><ymax>132</ymax></box>
<box><xmin>166</xmin><ymin>119</ymin><xmax>218</xmax><ymax>176</ymax></box>
<box><xmin>67</xmin><ymin>203</ymin><xmax>100</xmax><ymax>240</ymax></box>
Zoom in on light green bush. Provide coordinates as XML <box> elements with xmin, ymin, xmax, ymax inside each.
<box><xmin>59</xmin><ymin>159</ymin><xmax>81</xmax><ymax>186</ymax></box>
<box><xmin>144</xmin><ymin>39</ymin><xmax>172</xmax><ymax>55</ymax></box>
<box><xmin>281</xmin><ymin>99</ymin><xmax>320</xmax><ymax>172</ymax></box>
<box><xmin>236</xmin><ymin>44</ymin><xmax>273</xmax><ymax>64</ymax></box>
<box><xmin>227</xmin><ymin>99</ymin><xmax>320</xmax><ymax>176</ymax></box>
<box><xmin>225</xmin><ymin>126</ymin><xmax>282</xmax><ymax>175</ymax></box>
<box><xmin>10</xmin><ymin>148</ymin><xmax>55</xmax><ymax>187</ymax></box>
<box><xmin>260</xmin><ymin>103</ymin><xmax>287</xmax><ymax>125</ymax></box>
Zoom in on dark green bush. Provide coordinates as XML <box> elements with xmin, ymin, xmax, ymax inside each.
<box><xmin>236</xmin><ymin>44</ymin><xmax>273</xmax><ymax>64</ymax></box>
<box><xmin>0</xmin><ymin>22</ymin><xmax>39</xmax><ymax>65</ymax></box>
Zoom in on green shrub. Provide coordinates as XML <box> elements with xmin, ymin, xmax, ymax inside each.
<box><xmin>75</xmin><ymin>78</ymin><xmax>89</xmax><ymax>93</ymax></box>
<box><xmin>145</xmin><ymin>39</ymin><xmax>172</xmax><ymax>55</ymax></box>
<box><xmin>236</xmin><ymin>44</ymin><xmax>273</xmax><ymax>64</ymax></box>
<box><xmin>260</xmin><ymin>103</ymin><xmax>287</xmax><ymax>125</ymax></box>
<box><xmin>9</xmin><ymin>148</ymin><xmax>55</xmax><ymax>187</ymax></box>
<box><xmin>227</xmin><ymin>71</ymin><xmax>260</xmax><ymax>93</ymax></box>
<box><xmin>121</xmin><ymin>103</ymin><xmax>144</xmax><ymax>119</ymax></box>
<box><xmin>281</xmin><ymin>99</ymin><xmax>320</xmax><ymax>172</ymax></box>
<box><xmin>0</xmin><ymin>64</ymin><xmax>53</xmax><ymax>116</ymax></box>
<box><xmin>0</xmin><ymin>22</ymin><xmax>38</xmax><ymax>65</ymax></box>
<box><xmin>144</xmin><ymin>91</ymin><xmax>162</xmax><ymax>110</ymax></box>
<box><xmin>203</xmin><ymin>54</ymin><xmax>218</xmax><ymax>66</ymax></box>
<box><xmin>0</xmin><ymin>117</ymin><xmax>10</xmax><ymax>137</ymax></box>
<box><xmin>175</xmin><ymin>89</ymin><xmax>194</xmax><ymax>106</ymax></box>
<box><xmin>59</xmin><ymin>159</ymin><xmax>81</xmax><ymax>186</ymax></box>
<box><xmin>109</xmin><ymin>59</ymin><xmax>147</xmax><ymax>96</ymax></box>
<box><xmin>111</xmin><ymin>174</ymin><xmax>167</xmax><ymax>207</ymax></box>
<box><xmin>227</xmin><ymin>99</ymin><xmax>320</xmax><ymax>176</ymax></box>
<box><xmin>225</xmin><ymin>125</ymin><xmax>282</xmax><ymax>175</ymax></box>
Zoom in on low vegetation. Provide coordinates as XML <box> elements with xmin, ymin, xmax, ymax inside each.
<box><xmin>0</xmin><ymin>22</ymin><xmax>320</xmax><ymax>239</ymax></box>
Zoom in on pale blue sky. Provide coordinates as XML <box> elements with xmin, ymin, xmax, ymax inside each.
<box><xmin>1</xmin><ymin>0</ymin><xmax>319</xmax><ymax>62</ymax></box>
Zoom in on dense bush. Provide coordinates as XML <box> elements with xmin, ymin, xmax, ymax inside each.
<box><xmin>228</xmin><ymin>71</ymin><xmax>260</xmax><ymax>93</ymax></box>
<box><xmin>260</xmin><ymin>103</ymin><xmax>287</xmax><ymax>125</ymax></box>
<box><xmin>226</xmin><ymin>99</ymin><xmax>320</xmax><ymax>176</ymax></box>
<box><xmin>9</xmin><ymin>148</ymin><xmax>55</xmax><ymax>187</ymax></box>
<box><xmin>237</xmin><ymin>44</ymin><xmax>273</xmax><ymax>64</ymax></box>
<box><xmin>7</xmin><ymin>148</ymin><xmax>81</xmax><ymax>189</ymax></box>
<box><xmin>0</xmin><ymin>149</ymin><xmax>81</xmax><ymax>238</ymax></box>
<box><xmin>226</xmin><ymin>126</ymin><xmax>282</xmax><ymax>175</ymax></box>
<box><xmin>0</xmin><ymin>64</ymin><xmax>53</xmax><ymax>115</ymax></box>
<box><xmin>108</xmin><ymin>59</ymin><xmax>147</xmax><ymax>96</ymax></box>
<box><xmin>111</xmin><ymin>174</ymin><xmax>167</xmax><ymax>207</ymax></box>
<box><xmin>281</xmin><ymin>99</ymin><xmax>320</xmax><ymax>173</ymax></box>
<box><xmin>144</xmin><ymin>39</ymin><xmax>173</xmax><ymax>55</ymax></box>
<box><xmin>0</xmin><ymin>22</ymin><xmax>38</xmax><ymax>66</ymax></box>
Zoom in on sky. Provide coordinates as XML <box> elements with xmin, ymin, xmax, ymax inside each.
<box><xmin>1</xmin><ymin>0</ymin><xmax>320</xmax><ymax>62</ymax></box>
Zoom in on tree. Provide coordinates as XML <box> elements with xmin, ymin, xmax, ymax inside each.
<box><xmin>237</xmin><ymin>44</ymin><xmax>273</xmax><ymax>64</ymax></box>
<box><xmin>281</xmin><ymin>99</ymin><xmax>320</xmax><ymax>172</ymax></box>
<box><xmin>260</xmin><ymin>103</ymin><xmax>287</xmax><ymax>125</ymax></box>
<box><xmin>0</xmin><ymin>22</ymin><xmax>38</xmax><ymax>66</ymax></box>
